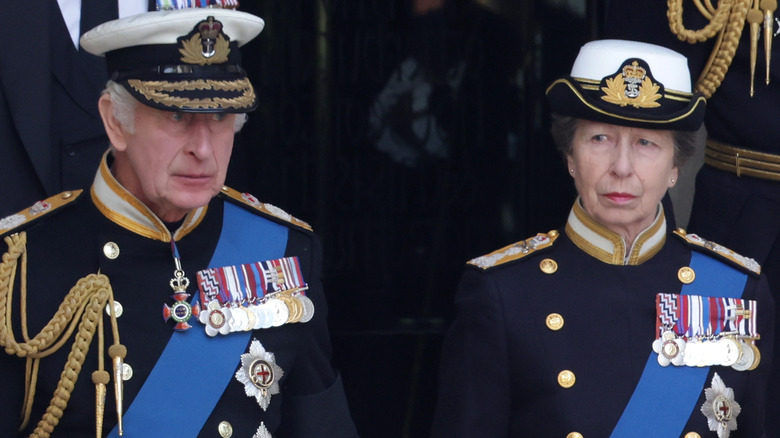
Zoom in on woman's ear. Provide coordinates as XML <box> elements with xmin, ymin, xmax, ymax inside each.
<box><xmin>566</xmin><ymin>155</ymin><xmax>575</xmax><ymax>177</ymax></box>
<box><xmin>98</xmin><ymin>94</ymin><xmax>128</xmax><ymax>152</ymax></box>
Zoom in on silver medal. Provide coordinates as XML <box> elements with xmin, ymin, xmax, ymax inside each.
<box><xmin>731</xmin><ymin>340</ymin><xmax>755</xmax><ymax>371</ymax></box>
<box><xmin>268</xmin><ymin>298</ymin><xmax>289</xmax><ymax>327</ymax></box>
<box><xmin>298</xmin><ymin>294</ymin><xmax>315</xmax><ymax>323</ymax></box>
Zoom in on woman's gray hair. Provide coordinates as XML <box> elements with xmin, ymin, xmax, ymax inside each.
<box><xmin>549</xmin><ymin>113</ymin><xmax>707</xmax><ymax>169</ymax></box>
<box><xmin>102</xmin><ymin>80</ymin><xmax>248</xmax><ymax>134</ymax></box>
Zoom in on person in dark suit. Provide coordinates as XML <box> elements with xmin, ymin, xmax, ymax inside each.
<box><xmin>431</xmin><ymin>40</ymin><xmax>774</xmax><ymax>437</ymax></box>
<box><xmin>0</xmin><ymin>6</ymin><xmax>357</xmax><ymax>437</ymax></box>
<box><xmin>0</xmin><ymin>2</ymin><xmax>125</xmax><ymax>218</ymax></box>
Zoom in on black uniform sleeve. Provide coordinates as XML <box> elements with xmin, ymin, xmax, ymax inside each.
<box><xmin>431</xmin><ymin>267</ymin><xmax>512</xmax><ymax>437</ymax></box>
<box><xmin>278</xmin><ymin>230</ymin><xmax>359</xmax><ymax>438</ymax></box>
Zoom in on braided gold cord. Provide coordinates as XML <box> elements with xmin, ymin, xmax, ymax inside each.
<box><xmin>31</xmin><ymin>282</ymin><xmax>110</xmax><ymax>438</ymax></box>
<box><xmin>0</xmin><ymin>232</ymin><xmax>117</xmax><ymax>438</ymax></box>
<box><xmin>668</xmin><ymin>0</ymin><xmax>733</xmax><ymax>42</ymax></box>
<box><xmin>668</xmin><ymin>0</ymin><xmax>754</xmax><ymax>98</ymax></box>
<box><xmin>694</xmin><ymin>0</ymin><xmax>719</xmax><ymax>19</ymax></box>
<box><xmin>698</xmin><ymin>0</ymin><xmax>752</xmax><ymax>97</ymax></box>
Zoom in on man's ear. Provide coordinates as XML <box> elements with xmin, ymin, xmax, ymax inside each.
<box><xmin>98</xmin><ymin>94</ymin><xmax>128</xmax><ymax>151</ymax></box>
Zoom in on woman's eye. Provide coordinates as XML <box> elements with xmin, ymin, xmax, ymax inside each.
<box><xmin>638</xmin><ymin>138</ymin><xmax>654</xmax><ymax>146</ymax></box>
<box><xmin>592</xmin><ymin>134</ymin><xmax>607</xmax><ymax>142</ymax></box>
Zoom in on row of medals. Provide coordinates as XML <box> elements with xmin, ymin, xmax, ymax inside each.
<box><xmin>655</xmin><ymin>330</ymin><xmax>760</xmax><ymax>371</ymax></box>
<box><xmin>200</xmin><ymin>290</ymin><xmax>315</xmax><ymax>335</ymax></box>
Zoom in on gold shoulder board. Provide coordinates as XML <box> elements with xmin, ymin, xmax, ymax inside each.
<box><xmin>673</xmin><ymin>228</ymin><xmax>761</xmax><ymax>275</ymax></box>
<box><xmin>0</xmin><ymin>190</ymin><xmax>83</xmax><ymax>235</ymax></box>
<box><xmin>468</xmin><ymin>230</ymin><xmax>559</xmax><ymax>270</ymax></box>
<box><xmin>220</xmin><ymin>186</ymin><xmax>313</xmax><ymax>231</ymax></box>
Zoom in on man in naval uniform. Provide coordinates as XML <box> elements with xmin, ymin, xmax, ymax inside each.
<box><xmin>0</xmin><ymin>5</ymin><xmax>357</xmax><ymax>438</ymax></box>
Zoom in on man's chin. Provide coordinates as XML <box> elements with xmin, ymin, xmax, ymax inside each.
<box><xmin>170</xmin><ymin>190</ymin><xmax>218</xmax><ymax>211</ymax></box>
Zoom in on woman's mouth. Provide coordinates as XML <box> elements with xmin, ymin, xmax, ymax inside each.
<box><xmin>604</xmin><ymin>192</ymin><xmax>636</xmax><ymax>203</ymax></box>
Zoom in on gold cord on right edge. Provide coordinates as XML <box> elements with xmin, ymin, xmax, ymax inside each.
<box><xmin>0</xmin><ymin>232</ymin><xmax>123</xmax><ymax>438</ymax></box>
<box><xmin>668</xmin><ymin>0</ymin><xmax>766</xmax><ymax>98</ymax></box>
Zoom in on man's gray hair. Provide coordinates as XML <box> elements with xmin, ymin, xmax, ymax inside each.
<box><xmin>102</xmin><ymin>80</ymin><xmax>248</xmax><ymax>134</ymax></box>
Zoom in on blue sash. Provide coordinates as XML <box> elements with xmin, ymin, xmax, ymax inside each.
<box><xmin>610</xmin><ymin>252</ymin><xmax>748</xmax><ymax>437</ymax></box>
<box><xmin>109</xmin><ymin>202</ymin><xmax>288</xmax><ymax>437</ymax></box>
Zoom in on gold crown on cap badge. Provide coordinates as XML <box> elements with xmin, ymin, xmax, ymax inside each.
<box><xmin>179</xmin><ymin>16</ymin><xmax>231</xmax><ymax>65</ymax></box>
<box><xmin>601</xmin><ymin>60</ymin><xmax>662</xmax><ymax>109</ymax></box>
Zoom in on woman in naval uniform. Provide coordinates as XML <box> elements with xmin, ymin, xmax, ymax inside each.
<box><xmin>431</xmin><ymin>40</ymin><xmax>774</xmax><ymax>438</ymax></box>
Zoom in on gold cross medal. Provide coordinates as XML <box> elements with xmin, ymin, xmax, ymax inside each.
<box><xmin>235</xmin><ymin>339</ymin><xmax>284</xmax><ymax>411</ymax></box>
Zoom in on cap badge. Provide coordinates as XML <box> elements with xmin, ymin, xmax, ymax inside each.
<box><xmin>179</xmin><ymin>16</ymin><xmax>230</xmax><ymax>65</ymax></box>
<box><xmin>601</xmin><ymin>60</ymin><xmax>662</xmax><ymax>109</ymax></box>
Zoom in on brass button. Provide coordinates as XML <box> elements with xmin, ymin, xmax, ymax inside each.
<box><xmin>121</xmin><ymin>363</ymin><xmax>133</xmax><ymax>381</ymax></box>
<box><xmin>218</xmin><ymin>421</ymin><xmax>233</xmax><ymax>438</ymax></box>
<box><xmin>539</xmin><ymin>258</ymin><xmax>558</xmax><ymax>274</ymax></box>
<box><xmin>221</xmin><ymin>186</ymin><xmax>230</xmax><ymax>192</ymax></box>
<box><xmin>546</xmin><ymin>313</ymin><xmax>564</xmax><ymax>331</ymax></box>
<box><xmin>548</xmin><ymin>229</ymin><xmax>559</xmax><ymax>238</ymax></box>
<box><xmin>557</xmin><ymin>370</ymin><xmax>576</xmax><ymax>388</ymax></box>
<box><xmin>61</xmin><ymin>191</ymin><xmax>73</xmax><ymax>199</ymax></box>
<box><xmin>678</xmin><ymin>266</ymin><xmax>695</xmax><ymax>284</ymax></box>
<box><xmin>567</xmin><ymin>433</ymin><xmax>584</xmax><ymax>438</ymax></box>
<box><xmin>683</xmin><ymin>433</ymin><xmax>701</xmax><ymax>438</ymax></box>
<box><xmin>105</xmin><ymin>301</ymin><xmax>124</xmax><ymax>318</ymax></box>
<box><xmin>103</xmin><ymin>242</ymin><xmax>120</xmax><ymax>260</ymax></box>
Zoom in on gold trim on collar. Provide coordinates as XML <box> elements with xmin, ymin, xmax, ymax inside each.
<box><xmin>91</xmin><ymin>150</ymin><xmax>206</xmax><ymax>242</ymax></box>
<box><xmin>565</xmin><ymin>200</ymin><xmax>666</xmax><ymax>266</ymax></box>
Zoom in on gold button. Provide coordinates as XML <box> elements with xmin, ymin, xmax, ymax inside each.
<box><xmin>678</xmin><ymin>266</ymin><xmax>695</xmax><ymax>284</ymax></box>
<box><xmin>121</xmin><ymin>363</ymin><xmax>133</xmax><ymax>381</ymax></box>
<box><xmin>683</xmin><ymin>433</ymin><xmax>701</xmax><ymax>438</ymax></box>
<box><xmin>103</xmin><ymin>242</ymin><xmax>120</xmax><ymax>260</ymax></box>
<box><xmin>567</xmin><ymin>433</ymin><xmax>584</xmax><ymax>438</ymax></box>
<box><xmin>546</xmin><ymin>313</ymin><xmax>564</xmax><ymax>331</ymax></box>
<box><xmin>61</xmin><ymin>191</ymin><xmax>73</xmax><ymax>199</ymax></box>
<box><xmin>218</xmin><ymin>421</ymin><xmax>233</xmax><ymax>438</ymax></box>
<box><xmin>221</xmin><ymin>186</ymin><xmax>230</xmax><ymax>192</ymax></box>
<box><xmin>105</xmin><ymin>301</ymin><xmax>123</xmax><ymax>318</ymax></box>
<box><xmin>548</xmin><ymin>229</ymin><xmax>559</xmax><ymax>238</ymax></box>
<box><xmin>558</xmin><ymin>370</ymin><xmax>576</xmax><ymax>388</ymax></box>
<box><xmin>539</xmin><ymin>258</ymin><xmax>558</xmax><ymax>274</ymax></box>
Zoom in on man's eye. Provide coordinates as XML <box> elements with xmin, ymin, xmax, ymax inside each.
<box><xmin>172</xmin><ymin>113</ymin><xmax>184</xmax><ymax>122</ymax></box>
<box><xmin>213</xmin><ymin>113</ymin><xmax>226</xmax><ymax>121</ymax></box>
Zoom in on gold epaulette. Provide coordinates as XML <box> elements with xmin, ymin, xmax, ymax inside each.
<box><xmin>219</xmin><ymin>186</ymin><xmax>313</xmax><ymax>231</ymax></box>
<box><xmin>468</xmin><ymin>230</ymin><xmax>559</xmax><ymax>270</ymax></box>
<box><xmin>673</xmin><ymin>228</ymin><xmax>761</xmax><ymax>275</ymax></box>
<box><xmin>0</xmin><ymin>190</ymin><xmax>83</xmax><ymax>235</ymax></box>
